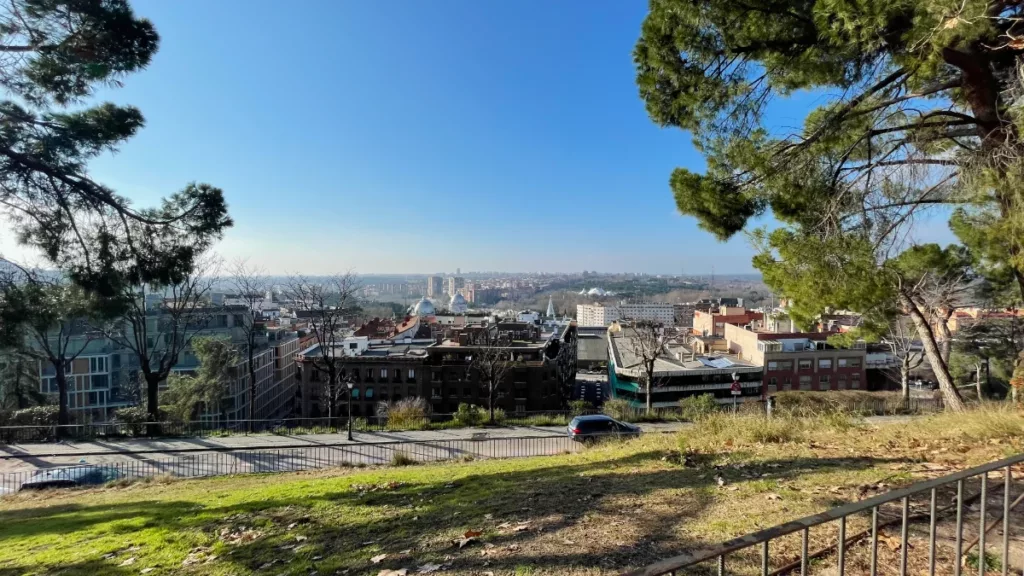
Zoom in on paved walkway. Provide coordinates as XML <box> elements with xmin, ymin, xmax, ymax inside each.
<box><xmin>0</xmin><ymin>422</ymin><xmax>689</xmax><ymax>472</ymax></box>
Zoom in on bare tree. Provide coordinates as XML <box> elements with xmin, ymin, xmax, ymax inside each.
<box><xmin>884</xmin><ymin>317</ymin><xmax>923</xmax><ymax>403</ymax></box>
<box><xmin>0</xmin><ymin>262</ymin><xmax>103</xmax><ymax>426</ymax></box>
<box><xmin>228</xmin><ymin>259</ymin><xmax>269</xmax><ymax>429</ymax></box>
<box><xmin>623</xmin><ymin>320</ymin><xmax>669</xmax><ymax>412</ymax></box>
<box><xmin>468</xmin><ymin>329</ymin><xmax>513</xmax><ymax>424</ymax></box>
<box><xmin>285</xmin><ymin>273</ymin><xmax>359</xmax><ymax>423</ymax></box>
<box><xmin>98</xmin><ymin>255</ymin><xmax>220</xmax><ymax>431</ymax></box>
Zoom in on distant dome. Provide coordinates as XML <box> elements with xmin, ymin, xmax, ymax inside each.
<box><xmin>587</xmin><ymin>287</ymin><xmax>606</xmax><ymax>296</ymax></box>
<box><xmin>413</xmin><ymin>297</ymin><xmax>435</xmax><ymax>316</ymax></box>
<box><xmin>450</xmin><ymin>292</ymin><xmax>468</xmax><ymax>313</ymax></box>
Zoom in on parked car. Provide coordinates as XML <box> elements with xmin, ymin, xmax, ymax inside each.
<box><xmin>20</xmin><ymin>465</ymin><xmax>123</xmax><ymax>491</ymax></box>
<box><xmin>567</xmin><ymin>415</ymin><xmax>640</xmax><ymax>442</ymax></box>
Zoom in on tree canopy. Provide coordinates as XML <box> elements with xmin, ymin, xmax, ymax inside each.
<box><xmin>0</xmin><ymin>0</ymin><xmax>231</xmax><ymax>312</ymax></box>
<box><xmin>635</xmin><ymin>0</ymin><xmax>1024</xmax><ymax>301</ymax></box>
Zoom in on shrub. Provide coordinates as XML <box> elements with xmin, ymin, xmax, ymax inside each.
<box><xmin>113</xmin><ymin>407</ymin><xmax>149</xmax><ymax>436</ymax></box>
<box><xmin>679</xmin><ymin>394</ymin><xmax>719</xmax><ymax>421</ymax></box>
<box><xmin>389</xmin><ymin>450</ymin><xmax>417</xmax><ymax>466</ymax></box>
<box><xmin>379</xmin><ymin>398</ymin><xmax>430</xmax><ymax>430</ymax></box>
<box><xmin>602</xmin><ymin>398</ymin><xmax>634</xmax><ymax>421</ymax></box>
<box><xmin>11</xmin><ymin>405</ymin><xmax>61</xmax><ymax>426</ymax></box>
<box><xmin>491</xmin><ymin>407</ymin><xmax>507</xmax><ymax>424</ymax></box>
<box><xmin>453</xmin><ymin>403</ymin><xmax>486</xmax><ymax>427</ymax></box>
<box><xmin>568</xmin><ymin>400</ymin><xmax>593</xmax><ymax>416</ymax></box>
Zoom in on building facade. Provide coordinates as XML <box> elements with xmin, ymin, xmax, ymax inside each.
<box><xmin>576</xmin><ymin>303</ymin><xmax>676</xmax><ymax>327</ymax></box>
<box><xmin>693</xmin><ymin>307</ymin><xmax>764</xmax><ymax>337</ymax></box>
<box><xmin>427</xmin><ymin>276</ymin><xmax>444</xmax><ymax>298</ymax></box>
<box><xmin>724</xmin><ymin>324</ymin><xmax>867</xmax><ymax>394</ymax></box>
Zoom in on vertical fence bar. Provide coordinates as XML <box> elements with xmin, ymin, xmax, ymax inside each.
<box><xmin>1003</xmin><ymin>465</ymin><xmax>1011</xmax><ymax>576</ymax></box>
<box><xmin>801</xmin><ymin>527</ymin><xmax>809</xmax><ymax>576</ymax></box>
<box><xmin>956</xmin><ymin>479</ymin><xmax>965</xmax><ymax>576</ymax></box>
<box><xmin>717</xmin><ymin>554</ymin><xmax>724</xmax><ymax>576</ymax></box>
<box><xmin>838</xmin><ymin>516</ymin><xmax>846</xmax><ymax>576</ymax></box>
<box><xmin>901</xmin><ymin>496</ymin><xmax>910</xmax><ymax>576</ymax></box>
<box><xmin>981</xmin><ymin>473</ymin><xmax>989</xmax><ymax>576</ymax></box>
<box><xmin>870</xmin><ymin>506</ymin><xmax>879</xmax><ymax>576</ymax></box>
<box><xmin>930</xmin><ymin>487</ymin><xmax>938</xmax><ymax>576</ymax></box>
<box><xmin>761</xmin><ymin>540</ymin><xmax>769</xmax><ymax>576</ymax></box>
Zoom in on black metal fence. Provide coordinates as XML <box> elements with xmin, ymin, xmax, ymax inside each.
<box><xmin>621</xmin><ymin>450</ymin><xmax>1024</xmax><ymax>576</ymax></box>
<box><xmin>0</xmin><ymin>434</ymin><xmax>582</xmax><ymax>493</ymax></box>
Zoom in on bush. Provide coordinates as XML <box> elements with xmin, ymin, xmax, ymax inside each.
<box><xmin>453</xmin><ymin>403</ymin><xmax>486</xmax><ymax>427</ymax></box>
<box><xmin>11</xmin><ymin>405</ymin><xmax>61</xmax><ymax>426</ymax></box>
<box><xmin>491</xmin><ymin>407</ymin><xmax>507</xmax><ymax>424</ymax></box>
<box><xmin>389</xmin><ymin>450</ymin><xmax>417</xmax><ymax>466</ymax></box>
<box><xmin>113</xmin><ymin>407</ymin><xmax>149</xmax><ymax>436</ymax></box>
<box><xmin>679</xmin><ymin>394</ymin><xmax>719</xmax><ymax>421</ymax></box>
<box><xmin>602</xmin><ymin>398</ymin><xmax>634</xmax><ymax>421</ymax></box>
<box><xmin>568</xmin><ymin>400</ymin><xmax>593</xmax><ymax>416</ymax></box>
<box><xmin>378</xmin><ymin>398</ymin><xmax>430</xmax><ymax>430</ymax></box>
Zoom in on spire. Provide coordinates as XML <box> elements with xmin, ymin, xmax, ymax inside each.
<box><xmin>546</xmin><ymin>295</ymin><xmax>555</xmax><ymax>318</ymax></box>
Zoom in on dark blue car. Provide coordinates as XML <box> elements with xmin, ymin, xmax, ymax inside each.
<box><xmin>20</xmin><ymin>466</ymin><xmax>123</xmax><ymax>490</ymax></box>
<box><xmin>567</xmin><ymin>414</ymin><xmax>640</xmax><ymax>442</ymax></box>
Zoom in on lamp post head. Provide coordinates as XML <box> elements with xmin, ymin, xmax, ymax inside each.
<box><xmin>346</xmin><ymin>380</ymin><xmax>354</xmax><ymax>390</ymax></box>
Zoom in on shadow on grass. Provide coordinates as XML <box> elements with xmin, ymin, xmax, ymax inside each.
<box><xmin>0</xmin><ymin>448</ymin><xmax>916</xmax><ymax>575</ymax></box>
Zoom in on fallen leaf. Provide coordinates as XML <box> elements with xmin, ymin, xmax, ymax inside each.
<box><xmin>399</xmin><ymin>549</ymin><xmax>412</xmax><ymax>554</ymax></box>
<box><xmin>377</xmin><ymin>570</ymin><xmax>408</xmax><ymax>576</ymax></box>
<box><xmin>119</xmin><ymin>558</ymin><xmax>136</xmax><ymax>567</ymax></box>
<box><xmin>457</xmin><ymin>536</ymin><xmax>478</xmax><ymax>549</ymax></box>
<box><xmin>371</xmin><ymin>554</ymin><xmax>389</xmax><ymax>564</ymax></box>
<box><xmin>140</xmin><ymin>570</ymin><xmax>154</xmax><ymax>574</ymax></box>
<box><xmin>563</xmin><ymin>539</ymin><xmax>576</xmax><ymax>545</ymax></box>
<box><xmin>464</xmin><ymin>530</ymin><xmax>483</xmax><ymax>538</ymax></box>
<box><xmin>765</xmin><ymin>493</ymin><xmax>782</xmax><ymax>501</ymax></box>
<box><xmin>418</xmin><ymin>563</ymin><xmax>443</xmax><ymax>573</ymax></box>
<box><xmin>295</xmin><ymin>535</ymin><xmax>308</xmax><ymax>542</ymax></box>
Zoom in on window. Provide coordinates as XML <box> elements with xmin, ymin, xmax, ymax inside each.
<box><xmin>408</xmin><ymin>369</ymin><xmax>416</xmax><ymax>380</ymax></box>
<box><xmin>431</xmin><ymin>387</ymin><xmax>442</xmax><ymax>398</ymax></box>
<box><xmin>351</xmin><ymin>388</ymin><xmax>360</xmax><ymax>399</ymax></box>
<box><xmin>838</xmin><ymin>358</ymin><xmax>847</xmax><ymax>368</ymax></box>
<box><xmin>89</xmin><ymin>357</ymin><xmax>107</xmax><ymax>373</ymax></box>
<box><xmin>408</xmin><ymin>386</ymin><xmax>416</xmax><ymax>397</ymax></box>
<box><xmin>365</xmin><ymin>387</ymin><xmax>374</xmax><ymax>399</ymax></box>
<box><xmin>820</xmin><ymin>375</ymin><xmax>830</xmax><ymax>385</ymax></box>
<box><xmin>366</xmin><ymin>369</ymin><xmax>374</xmax><ymax>381</ymax></box>
<box><xmin>769</xmin><ymin>377</ymin><xmax>777</xmax><ymax>387</ymax></box>
<box><xmin>767</xmin><ymin>361</ymin><xmax>778</xmax><ymax>371</ymax></box>
<box><xmin>349</xmin><ymin>342</ymin><xmax>358</xmax><ymax>350</ymax></box>
<box><xmin>799</xmin><ymin>375</ymin><xmax>812</xmax><ymax>390</ymax></box>
<box><xmin>819</xmin><ymin>359</ymin><xmax>832</xmax><ymax>369</ymax></box>
<box><xmin>852</xmin><ymin>373</ymin><xmax>861</xmax><ymax>388</ymax></box>
<box><xmin>799</xmin><ymin>359</ymin><xmax>812</xmax><ymax>370</ymax></box>
<box><xmin>87</xmin><ymin>392</ymin><xmax>98</xmax><ymax>406</ymax></box>
<box><xmin>463</xmin><ymin>387</ymin><xmax>472</xmax><ymax>397</ymax></box>
<box><xmin>90</xmin><ymin>374</ymin><xmax>108</xmax><ymax>389</ymax></box>
<box><xmin>847</xmin><ymin>358</ymin><xmax>861</xmax><ymax>368</ymax></box>
<box><xmin>778</xmin><ymin>360</ymin><xmax>793</xmax><ymax>371</ymax></box>
<box><xmin>380</xmin><ymin>368</ymin><xmax>388</xmax><ymax>379</ymax></box>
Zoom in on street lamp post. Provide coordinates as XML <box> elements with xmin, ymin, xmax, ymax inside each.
<box><xmin>346</xmin><ymin>380</ymin><xmax>354</xmax><ymax>441</ymax></box>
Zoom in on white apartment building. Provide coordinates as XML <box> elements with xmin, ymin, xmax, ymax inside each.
<box><xmin>576</xmin><ymin>302</ymin><xmax>676</xmax><ymax>327</ymax></box>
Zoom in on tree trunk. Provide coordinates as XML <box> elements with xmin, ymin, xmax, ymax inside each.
<box><xmin>935</xmin><ymin>314</ymin><xmax>953</xmax><ymax>366</ymax></box>
<box><xmin>900</xmin><ymin>360</ymin><xmax>910</xmax><ymax>403</ymax></box>
<box><xmin>145</xmin><ymin>372</ymin><xmax>162</xmax><ymax>436</ymax></box>
<box><xmin>975</xmin><ymin>362</ymin><xmax>984</xmax><ymax>400</ymax></box>
<box><xmin>55</xmin><ymin>366</ymin><xmax>70</xmax><ymax>436</ymax></box>
<box><xmin>645</xmin><ymin>376</ymin><xmax>653</xmax><ymax>412</ymax></box>
<box><xmin>902</xmin><ymin>293</ymin><xmax>966</xmax><ymax>412</ymax></box>
<box><xmin>248</xmin><ymin>350</ymin><xmax>257</xmax><ymax>432</ymax></box>
<box><xmin>488</xmin><ymin>384</ymin><xmax>495</xmax><ymax>424</ymax></box>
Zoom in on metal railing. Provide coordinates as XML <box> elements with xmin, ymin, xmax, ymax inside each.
<box><xmin>622</xmin><ymin>451</ymin><xmax>1024</xmax><ymax>576</ymax></box>
<box><xmin>0</xmin><ymin>433</ymin><xmax>584</xmax><ymax>494</ymax></box>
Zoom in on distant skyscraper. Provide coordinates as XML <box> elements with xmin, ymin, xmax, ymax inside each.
<box><xmin>456</xmin><ymin>267</ymin><xmax>460</xmax><ymax>275</ymax></box>
<box><xmin>427</xmin><ymin>276</ymin><xmax>443</xmax><ymax>298</ymax></box>
<box><xmin>448</xmin><ymin>276</ymin><xmax>465</xmax><ymax>296</ymax></box>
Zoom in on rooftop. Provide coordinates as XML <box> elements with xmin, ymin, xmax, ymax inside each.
<box><xmin>610</xmin><ymin>333</ymin><xmax>758</xmax><ymax>376</ymax></box>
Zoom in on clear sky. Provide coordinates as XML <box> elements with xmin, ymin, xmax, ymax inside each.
<box><xmin>0</xmin><ymin>0</ymin><xmax>955</xmax><ymax>275</ymax></box>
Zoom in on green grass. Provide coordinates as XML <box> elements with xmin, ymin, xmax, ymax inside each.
<box><xmin>2</xmin><ymin>409</ymin><xmax>1023</xmax><ymax>575</ymax></box>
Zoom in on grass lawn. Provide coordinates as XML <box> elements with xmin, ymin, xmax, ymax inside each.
<box><xmin>1</xmin><ymin>409</ymin><xmax>1023</xmax><ymax>576</ymax></box>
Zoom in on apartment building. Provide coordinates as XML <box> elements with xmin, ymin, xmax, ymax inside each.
<box><xmin>724</xmin><ymin>323</ymin><xmax>867</xmax><ymax>394</ymax></box>
<box><xmin>295</xmin><ymin>322</ymin><xmax>578</xmax><ymax>417</ymax></box>
<box><xmin>693</xmin><ymin>306</ymin><xmax>764</xmax><ymax>337</ymax></box>
<box><xmin>447</xmin><ymin>277</ymin><xmax>464</xmax><ymax>296</ymax></box>
<box><xmin>576</xmin><ymin>302</ymin><xmax>675</xmax><ymax>327</ymax></box>
<box><xmin>427</xmin><ymin>276</ymin><xmax>444</xmax><ymax>298</ymax></box>
<box><xmin>673</xmin><ymin>303</ymin><xmax>695</xmax><ymax>329</ymax></box>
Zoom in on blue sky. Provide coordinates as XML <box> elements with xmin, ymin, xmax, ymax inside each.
<box><xmin>0</xmin><ymin>1</ymin><xmax>955</xmax><ymax>275</ymax></box>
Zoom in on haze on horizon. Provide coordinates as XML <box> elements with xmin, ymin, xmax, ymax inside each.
<box><xmin>0</xmin><ymin>0</ymin><xmax>957</xmax><ymax>276</ymax></box>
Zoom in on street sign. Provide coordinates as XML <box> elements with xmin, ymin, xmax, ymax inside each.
<box><xmin>730</xmin><ymin>381</ymin><xmax>742</xmax><ymax>395</ymax></box>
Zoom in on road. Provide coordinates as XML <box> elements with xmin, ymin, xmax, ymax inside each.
<box><xmin>0</xmin><ymin>422</ymin><xmax>688</xmax><ymax>474</ymax></box>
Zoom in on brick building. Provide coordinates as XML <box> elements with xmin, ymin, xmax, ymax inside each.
<box><xmin>693</xmin><ymin>306</ymin><xmax>764</xmax><ymax>337</ymax></box>
<box><xmin>724</xmin><ymin>324</ymin><xmax>867</xmax><ymax>394</ymax></box>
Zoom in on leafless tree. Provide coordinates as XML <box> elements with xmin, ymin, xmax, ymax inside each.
<box><xmin>468</xmin><ymin>329</ymin><xmax>513</xmax><ymax>424</ymax></box>
<box><xmin>228</xmin><ymin>258</ymin><xmax>269</xmax><ymax>429</ymax></box>
<box><xmin>285</xmin><ymin>273</ymin><xmax>359</xmax><ymax>423</ymax></box>
<box><xmin>98</xmin><ymin>255</ymin><xmax>221</xmax><ymax>430</ymax></box>
<box><xmin>884</xmin><ymin>317</ymin><xmax>923</xmax><ymax>403</ymax></box>
<box><xmin>1</xmin><ymin>261</ymin><xmax>102</xmax><ymax>426</ymax></box>
<box><xmin>623</xmin><ymin>319</ymin><xmax>670</xmax><ymax>412</ymax></box>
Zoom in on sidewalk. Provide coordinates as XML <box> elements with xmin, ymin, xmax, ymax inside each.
<box><xmin>0</xmin><ymin>421</ymin><xmax>690</xmax><ymax>459</ymax></box>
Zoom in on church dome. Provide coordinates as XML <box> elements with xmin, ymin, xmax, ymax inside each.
<box><xmin>450</xmin><ymin>292</ymin><xmax>468</xmax><ymax>313</ymax></box>
<box><xmin>413</xmin><ymin>297</ymin><xmax>435</xmax><ymax>316</ymax></box>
